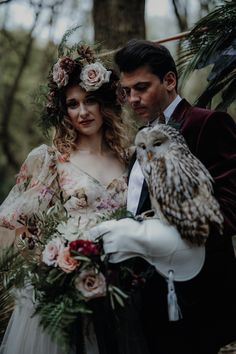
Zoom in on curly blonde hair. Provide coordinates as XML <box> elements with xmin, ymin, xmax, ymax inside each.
<box><xmin>44</xmin><ymin>44</ymin><xmax>134</xmax><ymax>163</ymax></box>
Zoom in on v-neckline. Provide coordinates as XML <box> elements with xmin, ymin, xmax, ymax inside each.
<box><xmin>69</xmin><ymin>161</ymin><xmax>126</xmax><ymax>189</ymax></box>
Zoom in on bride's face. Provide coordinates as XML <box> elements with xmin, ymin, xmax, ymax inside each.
<box><xmin>65</xmin><ymin>85</ymin><xmax>104</xmax><ymax>137</ymax></box>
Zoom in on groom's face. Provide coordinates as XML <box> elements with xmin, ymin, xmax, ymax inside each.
<box><xmin>120</xmin><ymin>66</ymin><xmax>176</xmax><ymax>123</ymax></box>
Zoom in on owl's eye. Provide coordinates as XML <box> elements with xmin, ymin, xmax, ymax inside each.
<box><xmin>153</xmin><ymin>141</ymin><xmax>162</xmax><ymax>147</ymax></box>
<box><xmin>139</xmin><ymin>143</ymin><xmax>146</xmax><ymax>150</ymax></box>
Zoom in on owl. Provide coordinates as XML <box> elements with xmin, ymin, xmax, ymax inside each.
<box><xmin>135</xmin><ymin>123</ymin><xmax>224</xmax><ymax>245</ymax></box>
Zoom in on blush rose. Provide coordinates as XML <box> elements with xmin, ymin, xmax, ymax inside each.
<box><xmin>57</xmin><ymin>247</ymin><xmax>78</xmax><ymax>273</ymax></box>
<box><xmin>75</xmin><ymin>269</ymin><xmax>106</xmax><ymax>300</ymax></box>
<box><xmin>80</xmin><ymin>62</ymin><xmax>111</xmax><ymax>91</ymax></box>
<box><xmin>52</xmin><ymin>58</ymin><xmax>69</xmax><ymax>88</ymax></box>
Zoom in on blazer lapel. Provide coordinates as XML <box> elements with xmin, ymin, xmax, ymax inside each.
<box><xmin>171</xmin><ymin>98</ymin><xmax>191</xmax><ymax>127</ymax></box>
<box><xmin>136</xmin><ymin>179</ymin><xmax>150</xmax><ymax>215</ymax></box>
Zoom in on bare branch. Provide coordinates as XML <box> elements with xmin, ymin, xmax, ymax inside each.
<box><xmin>98</xmin><ymin>30</ymin><xmax>192</xmax><ymax>58</ymax></box>
<box><xmin>171</xmin><ymin>0</ymin><xmax>188</xmax><ymax>32</ymax></box>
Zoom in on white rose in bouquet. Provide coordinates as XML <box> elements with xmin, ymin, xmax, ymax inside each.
<box><xmin>57</xmin><ymin>216</ymin><xmax>82</xmax><ymax>241</ymax></box>
<box><xmin>42</xmin><ymin>236</ymin><xmax>64</xmax><ymax>266</ymax></box>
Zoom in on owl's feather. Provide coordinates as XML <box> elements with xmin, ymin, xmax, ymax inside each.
<box><xmin>135</xmin><ymin>124</ymin><xmax>224</xmax><ymax>245</ymax></box>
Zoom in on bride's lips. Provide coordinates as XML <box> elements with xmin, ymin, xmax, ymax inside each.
<box><xmin>79</xmin><ymin>119</ymin><xmax>94</xmax><ymax>125</ymax></box>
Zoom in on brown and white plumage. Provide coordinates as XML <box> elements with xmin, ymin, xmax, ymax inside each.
<box><xmin>135</xmin><ymin>123</ymin><xmax>223</xmax><ymax>245</ymax></box>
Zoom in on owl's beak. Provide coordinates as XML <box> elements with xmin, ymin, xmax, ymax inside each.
<box><xmin>147</xmin><ymin>151</ymin><xmax>153</xmax><ymax>161</ymax></box>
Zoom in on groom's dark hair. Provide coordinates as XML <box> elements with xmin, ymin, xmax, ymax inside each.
<box><xmin>114</xmin><ymin>39</ymin><xmax>178</xmax><ymax>84</ymax></box>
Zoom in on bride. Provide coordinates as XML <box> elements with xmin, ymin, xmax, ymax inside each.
<box><xmin>0</xmin><ymin>42</ymin><xmax>141</xmax><ymax>354</ymax></box>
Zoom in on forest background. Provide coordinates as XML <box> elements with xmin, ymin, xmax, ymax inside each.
<box><xmin>1</xmin><ymin>2</ymin><xmax>236</xmax><ymax>352</ymax></box>
<box><xmin>0</xmin><ymin>0</ymin><xmax>235</xmax><ymax>203</ymax></box>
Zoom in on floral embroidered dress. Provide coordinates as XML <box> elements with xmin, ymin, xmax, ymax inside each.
<box><xmin>0</xmin><ymin>144</ymin><xmax>127</xmax><ymax>354</ymax></box>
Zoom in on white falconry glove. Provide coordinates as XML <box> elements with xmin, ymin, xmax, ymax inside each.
<box><xmin>87</xmin><ymin>218</ymin><xmax>205</xmax><ymax>282</ymax></box>
<box><xmin>87</xmin><ymin>218</ymin><xmax>205</xmax><ymax>322</ymax></box>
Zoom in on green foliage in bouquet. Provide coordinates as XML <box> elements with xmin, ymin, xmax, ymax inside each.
<box><xmin>0</xmin><ymin>245</ymin><xmax>19</xmax><ymax>340</ymax></box>
<box><xmin>1</xmin><ymin>196</ymin><xmax>131</xmax><ymax>352</ymax></box>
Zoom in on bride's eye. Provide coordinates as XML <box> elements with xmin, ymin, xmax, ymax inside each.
<box><xmin>84</xmin><ymin>96</ymin><xmax>98</xmax><ymax>105</ymax></box>
<box><xmin>66</xmin><ymin>99</ymin><xmax>78</xmax><ymax>109</ymax></box>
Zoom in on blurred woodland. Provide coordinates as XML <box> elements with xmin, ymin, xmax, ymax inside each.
<box><xmin>0</xmin><ymin>2</ymin><xmax>236</xmax><ymax>352</ymax></box>
<box><xmin>0</xmin><ymin>0</ymin><xmax>235</xmax><ymax>203</ymax></box>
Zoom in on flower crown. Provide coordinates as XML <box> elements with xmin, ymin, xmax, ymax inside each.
<box><xmin>40</xmin><ymin>43</ymin><xmax>117</xmax><ymax>132</ymax></box>
<box><xmin>52</xmin><ymin>45</ymin><xmax>111</xmax><ymax>91</ymax></box>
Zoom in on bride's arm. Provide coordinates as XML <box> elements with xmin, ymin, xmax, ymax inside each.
<box><xmin>0</xmin><ymin>227</ymin><xmax>16</xmax><ymax>247</ymax></box>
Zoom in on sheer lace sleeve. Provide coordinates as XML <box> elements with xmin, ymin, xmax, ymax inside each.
<box><xmin>0</xmin><ymin>144</ymin><xmax>59</xmax><ymax>230</ymax></box>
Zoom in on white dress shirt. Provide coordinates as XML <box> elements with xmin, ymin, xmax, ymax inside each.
<box><xmin>127</xmin><ymin>95</ymin><xmax>182</xmax><ymax>215</ymax></box>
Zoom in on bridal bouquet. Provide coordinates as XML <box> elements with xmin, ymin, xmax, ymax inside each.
<box><xmin>2</xmin><ymin>197</ymin><xmax>132</xmax><ymax>351</ymax></box>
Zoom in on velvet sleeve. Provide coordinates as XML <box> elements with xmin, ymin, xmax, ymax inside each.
<box><xmin>196</xmin><ymin>112</ymin><xmax>236</xmax><ymax>237</ymax></box>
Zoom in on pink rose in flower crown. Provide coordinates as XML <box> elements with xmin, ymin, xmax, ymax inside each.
<box><xmin>57</xmin><ymin>247</ymin><xmax>78</xmax><ymax>273</ymax></box>
<box><xmin>69</xmin><ymin>239</ymin><xmax>100</xmax><ymax>257</ymax></box>
<box><xmin>52</xmin><ymin>58</ymin><xmax>70</xmax><ymax>88</ymax></box>
<box><xmin>75</xmin><ymin>269</ymin><xmax>106</xmax><ymax>300</ymax></box>
<box><xmin>80</xmin><ymin>62</ymin><xmax>111</xmax><ymax>91</ymax></box>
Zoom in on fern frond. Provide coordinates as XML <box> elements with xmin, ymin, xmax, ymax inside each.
<box><xmin>0</xmin><ymin>245</ymin><xmax>20</xmax><ymax>339</ymax></box>
<box><xmin>58</xmin><ymin>25</ymin><xmax>82</xmax><ymax>57</ymax></box>
<box><xmin>215</xmin><ymin>77</ymin><xmax>236</xmax><ymax>110</ymax></box>
<box><xmin>0</xmin><ymin>280</ymin><xmax>14</xmax><ymax>339</ymax></box>
<box><xmin>35</xmin><ymin>292</ymin><xmax>91</xmax><ymax>352</ymax></box>
<box><xmin>178</xmin><ymin>0</ymin><xmax>236</xmax><ymax>109</ymax></box>
<box><xmin>0</xmin><ymin>245</ymin><xmax>25</xmax><ymax>288</ymax></box>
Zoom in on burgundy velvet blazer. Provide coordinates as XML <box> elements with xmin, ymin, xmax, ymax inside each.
<box><xmin>129</xmin><ymin>99</ymin><xmax>236</xmax><ymax>348</ymax></box>
<box><xmin>132</xmin><ymin>98</ymin><xmax>236</xmax><ymax>238</ymax></box>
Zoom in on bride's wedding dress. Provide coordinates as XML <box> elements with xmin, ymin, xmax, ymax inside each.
<box><xmin>0</xmin><ymin>145</ymin><xmax>127</xmax><ymax>354</ymax></box>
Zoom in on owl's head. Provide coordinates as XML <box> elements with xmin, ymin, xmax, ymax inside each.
<box><xmin>135</xmin><ymin>124</ymin><xmax>185</xmax><ymax>164</ymax></box>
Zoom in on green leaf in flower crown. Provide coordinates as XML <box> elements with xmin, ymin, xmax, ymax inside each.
<box><xmin>58</xmin><ymin>25</ymin><xmax>82</xmax><ymax>58</ymax></box>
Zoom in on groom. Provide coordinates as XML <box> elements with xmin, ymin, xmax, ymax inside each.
<box><xmin>89</xmin><ymin>39</ymin><xmax>236</xmax><ymax>354</ymax></box>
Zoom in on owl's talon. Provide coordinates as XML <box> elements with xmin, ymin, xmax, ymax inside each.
<box><xmin>135</xmin><ymin>209</ymin><xmax>159</xmax><ymax>222</ymax></box>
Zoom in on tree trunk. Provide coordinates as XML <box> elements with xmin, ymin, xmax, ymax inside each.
<box><xmin>93</xmin><ymin>0</ymin><xmax>146</xmax><ymax>49</ymax></box>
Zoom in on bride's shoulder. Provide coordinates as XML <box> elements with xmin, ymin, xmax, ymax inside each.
<box><xmin>20</xmin><ymin>144</ymin><xmax>59</xmax><ymax>179</ymax></box>
<box><xmin>26</xmin><ymin>144</ymin><xmax>57</xmax><ymax>159</ymax></box>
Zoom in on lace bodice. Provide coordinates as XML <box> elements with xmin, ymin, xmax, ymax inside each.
<box><xmin>0</xmin><ymin>144</ymin><xmax>128</xmax><ymax>232</ymax></box>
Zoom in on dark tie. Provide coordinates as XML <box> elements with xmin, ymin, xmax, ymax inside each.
<box><xmin>147</xmin><ymin>112</ymin><xmax>166</xmax><ymax>127</ymax></box>
<box><xmin>157</xmin><ymin>111</ymin><xmax>166</xmax><ymax>124</ymax></box>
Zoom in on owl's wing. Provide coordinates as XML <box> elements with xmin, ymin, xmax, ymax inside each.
<box><xmin>147</xmin><ymin>152</ymin><xmax>223</xmax><ymax>245</ymax></box>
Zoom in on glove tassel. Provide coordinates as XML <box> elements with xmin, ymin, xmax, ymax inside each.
<box><xmin>167</xmin><ymin>270</ymin><xmax>182</xmax><ymax>321</ymax></box>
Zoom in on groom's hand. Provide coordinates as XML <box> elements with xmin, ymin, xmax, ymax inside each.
<box><xmin>86</xmin><ymin>218</ymin><xmax>205</xmax><ymax>281</ymax></box>
<box><xmin>87</xmin><ymin>217</ymin><xmax>180</xmax><ymax>257</ymax></box>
